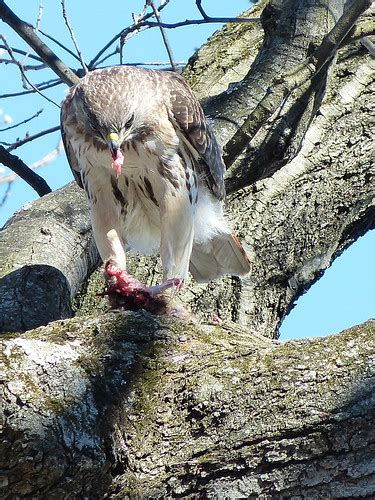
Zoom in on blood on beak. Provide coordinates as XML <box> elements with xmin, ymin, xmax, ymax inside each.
<box><xmin>106</xmin><ymin>132</ymin><xmax>124</xmax><ymax>177</ymax></box>
<box><xmin>106</xmin><ymin>132</ymin><xmax>121</xmax><ymax>160</ymax></box>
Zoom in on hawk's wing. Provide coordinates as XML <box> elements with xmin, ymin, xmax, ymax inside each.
<box><xmin>60</xmin><ymin>91</ymin><xmax>83</xmax><ymax>189</ymax></box>
<box><xmin>166</xmin><ymin>72</ymin><xmax>225</xmax><ymax>200</ymax></box>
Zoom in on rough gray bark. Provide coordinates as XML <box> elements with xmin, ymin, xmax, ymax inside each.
<box><xmin>1</xmin><ymin>314</ymin><xmax>374</xmax><ymax>498</ymax></box>
<box><xmin>0</xmin><ymin>184</ymin><xmax>99</xmax><ymax>332</ymax></box>
<box><xmin>0</xmin><ymin>0</ymin><xmax>374</xmax><ymax>497</ymax></box>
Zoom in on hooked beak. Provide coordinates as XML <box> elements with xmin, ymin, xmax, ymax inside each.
<box><xmin>106</xmin><ymin>132</ymin><xmax>121</xmax><ymax>159</ymax></box>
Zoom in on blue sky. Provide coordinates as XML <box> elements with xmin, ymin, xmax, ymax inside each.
<box><xmin>1</xmin><ymin>1</ymin><xmax>373</xmax><ymax>339</ymax></box>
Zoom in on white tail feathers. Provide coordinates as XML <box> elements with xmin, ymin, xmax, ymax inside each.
<box><xmin>189</xmin><ymin>232</ymin><xmax>251</xmax><ymax>283</ymax></box>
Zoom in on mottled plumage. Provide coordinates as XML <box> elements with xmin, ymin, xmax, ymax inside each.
<box><xmin>61</xmin><ymin>66</ymin><xmax>250</xmax><ymax>301</ymax></box>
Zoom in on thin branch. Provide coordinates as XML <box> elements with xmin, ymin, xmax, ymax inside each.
<box><xmin>0</xmin><ymin>58</ymin><xmax>47</xmax><ymax>70</ymax></box>
<box><xmin>61</xmin><ymin>0</ymin><xmax>88</xmax><ymax>74</ymax></box>
<box><xmin>121</xmin><ymin>15</ymin><xmax>260</xmax><ymax>35</ymax></box>
<box><xmin>0</xmin><ymin>79</ymin><xmax>62</xmax><ymax>99</ymax></box>
<box><xmin>0</xmin><ymin>35</ymin><xmax>61</xmax><ymax>109</ymax></box>
<box><xmin>0</xmin><ymin>109</ymin><xmax>43</xmax><ymax>132</ymax></box>
<box><xmin>6</xmin><ymin>125</ymin><xmax>60</xmax><ymax>152</ymax></box>
<box><xmin>0</xmin><ymin>44</ymin><xmax>44</xmax><ymax>62</ymax></box>
<box><xmin>196</xmin><ymin>0</ymin><xmax>209</xmax><ymax>20</ymax></box>
<box><xmin>21</xmin><ymin>4</ymin><xmax>44</xmax><ymax>67</ymax></box>
<box><xmin>0</xmin><ymin>141</ymin><xmax>63</xmax><ymax>188</ymax></box>
<box><xmin>89</xmin><ymin>0</ymin><xmax>172</xmax><ymax>69</ymax></box>
<box><xmin>147</xmin><ymin>0</ymin><xmax>176</xmax><ymax>71</ymax></box>
<box><xmin>116</xmin><ymin>13</ymin><xmax>260</xmax><ymax>62</ymax></box>
<box><xmin>0</xmin><ymin>0</ymin><xmax>80</xmax><ymax>86</ymax></box>
<box><xmin>0</xmin><ymin>145</ymin><xmax>51</xmax><ymax>196</ymax></box>
<box><xmin>223</xmin><ymin>0</ymin><xmax>372</xmax><ymax>169</ymax></box>
<box><xmin>38</xmin><ymin>28</ymin><xmax>81</xmax><ymax>62</ymax></box>
<box><xmin>0</xmin><ymin>181</ymin><xmax>12</xmax><ymax>208</ymax></box>
<box><xmin>94</xmin><ymin>48</ymin><xmax>119</xmax><ymax>67</ymax></box>
<box><xmin>128</xmin><ymin>60</ymin><xmax>186</xmax><ymax>67</ymax></box>
<box><xmin>28</xmin><ymin>140</ymin><xmax>64</xmax><ymax>170</ymax></box>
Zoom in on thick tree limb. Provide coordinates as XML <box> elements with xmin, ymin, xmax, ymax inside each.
<box><xmin>223</xmin><ymin>0</ymin><xmax>372</xmax><ymax>169</ymax></box>
<box><xmin>1</xmin><ymin>0</ymin><xmax>374</xmax><ymax>336</ymax></box>
<box><xmin>0</xmin><ymin>183</ymin><xmax>100</xmax><ymax>332</ymax></box>
<box><xmin>1</xmin><ymin>313</ymin><xmax>374</xmax><ymax>497</ymax></box>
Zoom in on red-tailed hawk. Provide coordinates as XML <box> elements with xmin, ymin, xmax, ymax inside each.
<box><xmin>61</xmin><ymin>66</ymin><xmax>250</xmax><ymax>308</ymax></box>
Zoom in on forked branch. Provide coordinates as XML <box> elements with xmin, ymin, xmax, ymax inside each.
<box><xmin>223</xmin><ymin>0</ymin><xmax>372</xmax><ymax>169</ymax></box>
<box><xmin>0</xmin><ymin>0</ymin><xmax>79</xmax><ymax>86</ymax></box>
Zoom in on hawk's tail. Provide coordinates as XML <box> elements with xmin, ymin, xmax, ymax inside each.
<box><xmin>189</xmin><ymin>233</ymin><xmax>251</xmax><ymax>283</ymax></box>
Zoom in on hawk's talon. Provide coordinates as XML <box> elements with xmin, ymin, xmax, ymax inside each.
<box><xmin>100</xmin><ymin>262</ymin><xmax>184</xmax><ymax>311</ymax></box>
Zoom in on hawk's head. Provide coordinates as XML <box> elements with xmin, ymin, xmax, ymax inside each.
<box><xmin>75</xmin><ymin>83</ymin><xmax>136</xmax><ymax>176</ymax></box>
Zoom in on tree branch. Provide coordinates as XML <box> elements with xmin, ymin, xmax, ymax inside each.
<box><xmin>37</xmin><ymin>28</ymin><xmax>82</xmax><ymax>62</ymax></box>
<box><xmin>0</xmin><ymin>145</ymin><xmax>51</xmax><ymax>196</ymax></box>
<box><xmin>0</xmin><ymin>35</ymin><xmax>61</xmax><ymax>109</ymax></box>
<box><xmin>0</xmin><ymin>0</ymin><xmax>79</xmax><ymax>86</ymax></box>
<box><xmin>1</xmin><ymin>313</ymin><xmax>374</xmax><ymax>495</ymax></box>
<box><xmin>0</xmin><ymin>141</ymin><xmax>63</xmax><ymax>186</ymax></box>
<box><xmin>0</xmin><ymin>108</ymin><xmax>43</xmax><ymax>132</ymax></box>
<box><xmin>0</xmin><ymin>58</ymin><xmax>47</xmax><ymax>70</ymax></box>
<box><xmin>60</xmin><ymin>0</ymin><xmax>88</xmax><ymax>74</ymax></box>
<box><xmin>0</xmin><ymin>44</ymin><xmax>44</xmax><ymax>62</ymax></box>
<box><xmin>147</xmin><ymin>0</ymin><xmax>176</xmax><ymax>71</ymax></box>
<box><xmin>89</xmin><ymin>0</ymin><xmax>172</xmax><ymax>68</ymax></box>
<box><xmin>223</xmin><ymin>0</ymin><xmax>372</xmax><ymax>169</ymax></box>
<box><xmin>0</xmin><ymin>79</ymin><xmax>62</xmax><ymax>99</ymax></box>
<box><xmin>5</xmin><ymin>125</ymin><xmax>60</xmax><ymax>152</ymax></box>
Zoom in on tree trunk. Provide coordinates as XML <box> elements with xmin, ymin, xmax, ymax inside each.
<box><xmin>0</xmin><ymin>0</ymin><xmax>374</xmax><ymax>497</ymax></box>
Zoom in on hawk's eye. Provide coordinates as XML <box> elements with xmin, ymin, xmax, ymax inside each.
<box><xmin>124</xmin><ymin>114</ymin><xmax>134</xmax><ymax>129</ymax></box>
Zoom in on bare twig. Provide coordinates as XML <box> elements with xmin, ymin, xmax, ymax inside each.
<box><xmin>0</xmin><ymin>0</ymin><xmax>79</xmax><ymax>86</ymax></box>
<box><xmin>116</xmin><ymin>11</ymin><xmax>260</xmax><ymax>63</ymax></box>
<box><xmin>38</xmin><ymin>28</ymin><xmax>81</xmax><ymax>62</ymax></box>
<box><xmin>21</xmin><ymin>4</ymin><xmax>44</xmax><ymax>67</ymax></box>
<box><xmin>94</xmin><ymin>48</ymin><xmax>119</xmax><ymax>67</ymax></box>
<box><xmin>6</xmin><ymin>126</ymin><xmax>60</xmax><ymax>152</ymax></box>
<box><xmin>0</xmin><ymin>109</ymin><xmax>43</xmax><ymax>132</ymax></box>
<box><xmin>0</xmin><ymin>181</ymin><xmax>12</xmax><ymax>208</ymax></box>
<box><xmin>61</xmin><ymin>0</ymin><xmax>88</xmax><ymax>74</ymax></box>
<box><xmin>0</xmin><ymin>45</ymin><xmax>44</xmax><ymax>62</ymax></box>
<box><xmin>28</xmin><ymin>140</ymin><xmax>64</xmax><ymax>170</ymax></box>
<box><xmin>89</xmin><ymin>0</ymin><xmax>172</xmax><ymax>68</ymax></box>
<box><xmin>129</xmin><ymin>60</ymin><xmax>186</xmax><ymax>67</ymax></box>
<box><xmin>120</xmin><ymin>14</ymin><xmax>260</xmax><ymax>39</ymax></box>
<box><xmin>196</xmin><ymin>0</ymin><xmax>209</xmax><ymax>20</ymax></box>
<box><xmin>0</xmin><ymin>35</ymin><xmax>61</xmax><ymax>109</ymax></box>
<box><xmin>147</xmin><ymin>0</ymin><xmax>176</xmax><ymax>71</ymax></box>
<box><xmin>0</xmin><ymin>145</ymin><xmax>51</xmax><ymax>196</ymax></box>
<box><xmin>0</xmin><ymin>58</ymin><xmax>46</xmax><ymax>70</ymax></box>
<box><xmin>0</xmin><ymin>79</ymin><xmax>62</xmax><ymax>99</ymax></box>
